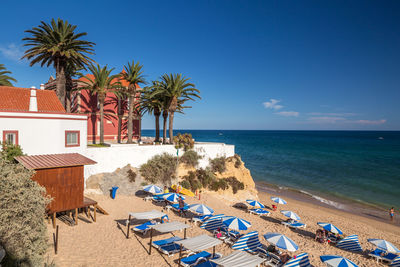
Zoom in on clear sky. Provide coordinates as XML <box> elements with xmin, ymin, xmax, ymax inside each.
<box><xmin>1</xmin><ymin>0</ymin><xmax>399</xmax><ymax>130</ymax></box>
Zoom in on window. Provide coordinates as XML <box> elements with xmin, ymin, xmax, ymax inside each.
<box><xmin>65</xmin><ymin>131</ymin><xmax>80</xmax><ymax>147</ymax></box>
<box><xmin>3</xmin><ymin>131</ymin><xmax>18</xmax><ymax>145</ymax></box>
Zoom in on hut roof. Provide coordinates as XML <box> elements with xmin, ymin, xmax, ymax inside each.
<box><xmin>15</xmin><ymin>153</ymin><xmax>96</xmax><ymax>170</ymax></box>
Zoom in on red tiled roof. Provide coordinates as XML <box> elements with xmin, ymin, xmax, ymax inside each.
<box><xmin>15</xmin><ymin>153</ymin><xmax>97</xmax><ymax>169</ymax></box>
<box><xmin>0</xmin><ymin>86</ymin><xmax>65</xmax><ymax>112</ymax></box>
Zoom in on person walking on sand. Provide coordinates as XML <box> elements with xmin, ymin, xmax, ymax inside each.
<box><xmin>390</xmin><ymin>207</ymin><xmax>395</xmax><ymax>221</ymax></box>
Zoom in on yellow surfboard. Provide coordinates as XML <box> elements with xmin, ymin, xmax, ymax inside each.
<box><xmin>172</xmin><ymin>184</ymin><xmax>195</xmax><ymax>197</ymax></box>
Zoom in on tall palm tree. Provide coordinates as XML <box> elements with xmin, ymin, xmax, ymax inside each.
<box><xmin>22</xmin><ymin>18</ymin><xmax>95</xmax><ymax>108</ymax></box>
<box><xmin>79</xmin><ymin>64</ymin><xmax>120</xmax><ymax>144</ymax></box>
<box><xmin>140</xmin><ymin>82</ymin><xmax>164</xmax><ymax>142</ymax></box>
<box><xmin>0</xmin><ymin>64</ymin><xmax>17</xmax><ymax>86</ymax></box>
<box><xmin>65</xmin><ymin>62</ymin><xmax>83</xmax><ymax>112</ymax></box>
<box><xmin>156</xmin><ymin>74</ymin><xmax>200</xmax><ymax>144</ymax></box>
<box><xmin>120</xmin><ymin>60</ymin><xmax>146</xmax><ymax>143</ymax></box>
<box><xmin>113</xmin><ymin>86</ymin><xmax>128</xmax><ymax>143</ymax></box>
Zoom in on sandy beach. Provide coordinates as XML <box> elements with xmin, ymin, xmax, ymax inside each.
<box><xmin>45</xmin><ymin>189</ymin><xmax>400</xmax><ymax>267</ymax></box>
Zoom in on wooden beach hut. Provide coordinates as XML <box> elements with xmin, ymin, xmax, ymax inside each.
<box><xmin>15</xmin><ymin>153</ymin><xmax>100</xmax><ymax>227</ymax></box>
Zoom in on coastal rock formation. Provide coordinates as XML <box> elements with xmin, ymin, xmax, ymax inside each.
<box><xmin>86</xmin><ymin>165</ymin><xmax>142</xmax><ymax>195</ymax></box>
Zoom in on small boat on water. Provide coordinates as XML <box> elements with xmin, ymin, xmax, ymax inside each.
<box><xmin>378</xmin><ymin>137</ymin><xmax>384</xmax><ymax>140</ymax></box>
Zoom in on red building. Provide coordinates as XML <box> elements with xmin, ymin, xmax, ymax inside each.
<box><xmin>45</xmin><ymin>75</ymin><xmax>141</xmax><ymax>143</ymax></box>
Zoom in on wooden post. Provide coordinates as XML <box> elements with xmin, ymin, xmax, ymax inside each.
<box><xmin>75</xmin><ymin>208</ymin><xmax>78</xmax><ymax>225</ymax></box>
<box><xmin>178</xmin><ymin>244</ymin><xmax>183</xmax><ymax>267</ymax></box>
<box><xmin>88</xmin><ymin>206</ymin><xmax>91</xmax><ymax>219</ymax></box>
<box><xmin>184</xmin><ymin>228</ymin><xmax>187</xmax><ymax>239</ymax></box>
<box><xmin>93</xmin><ymin>204</ymin><xmax>97</xmax><ymax>222</ymax></box>
<box><xmin>126</xmin><ymin>215</ymin><xmax>131</xmax><ymax>239</ymax></box>
<box><xmin>54</xmin><ymin>225</ymin><xmax>59</xmax><ymax>254</ymax></box>
<box><xmin>212</xmin><ymin>246</ymin><xmax>215</xmax><ymax>258</ymax></box>
<box><xmin>68</xmin><ymin>211</ymin><xmax>72</xmax><ymax>219</ymax></box>
<box><xmin>149</xmin><ymin>228</ymin><xmax>153</xmax><ymax>255</ymax></box>
<box><xmin>52</xmin><ymin>213</ymin><xmax>56</xmax><ymax>229</ymax></box>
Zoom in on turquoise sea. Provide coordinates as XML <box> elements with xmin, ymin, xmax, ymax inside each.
<box><xmin>141</xmin><ymin>130</ymin><xmax>400</xmax><ymax>210</ymax></box>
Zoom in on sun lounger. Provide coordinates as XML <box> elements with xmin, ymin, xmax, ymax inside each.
<box><xmin>383</xmin><ymin>253</ymin><xmax>399</xmax><ymax>263</ymax></box>
<box><xmin>152</xmin><ymin>236</ymin><xmax>182</xmax><ymax>249</ymax></box>
<box><xmin>368</xmin><ymin>248</ymin><xmax>398</xmax><ymax>263</ymax></box>
<box><xmin>194</xmin><ymin>260</ymin><xmax>218</xmax><ymax>267</ymax></box>
<box><xmin>158</xmin><ymin>242</ymin><xmax>186</xmax><ymax>257</ymax></box>
<box><xmin>133</xmin><ymin>221</ymin><xmax>156</xmax><ymax>235</ymax></box>
<box><xmin>264</xmin><ymin>252</ymin><xmax>283</xmax><ymax>267</ymax></box>
<box><xmin>171</xmin><ymin>203</ymin><xmax>189</xmax><ymax>212</ymax></box>
<box><xmin>181</xmin><ymin>251</ymin><xmax>222</xmax><ymax>267</ymax></box>
<box><xmin>281</xmin><ymin>221</ymin><xmax>306</xmax><ymax>229</ymax></box>
<box><xmin>391</xmin><ymin>256</ymin><xmax>400</xmax><ymax>267</ymax></box>
<box><xmin>249</xmin><ymin>208</ymin><xmax>271</xmax><ymax>216</ymax></box>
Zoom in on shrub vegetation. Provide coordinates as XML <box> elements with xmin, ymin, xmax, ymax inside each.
<box><xmin>0</xmin><ymin>158</ymin><xmax>50</xmax><ymax>266</ymax></box>
<box><xmin>233</xmin><ymin>154</ymin><xmax>242</xmax><ymax>168</ymax></box>
<box><xmin>174</xmin><ymin>133</ymin><xmax>195</xmax><ymax>151</ymax></box>
<box><xmin>179</xmin><ymin>150</ymin><xmax>202</xmax><ymax>167</ymax></box>
<box><xmin>140</xmin><ymin>153</ymin><xmax>177</xmax><ymax>184</ymax></box>
<box><xmin>210</xmin><ymin>156</ymin><xmax>226</xmax><ymax>173</ymax></box>
<box><xmin>1</xmin><ymin>142</ymin><xmax>24</xmax><ymax>162</ymax></box>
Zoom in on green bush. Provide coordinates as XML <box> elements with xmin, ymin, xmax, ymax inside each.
<box><xmin>196</xmin><ymin>168</ymin><xmax>215</xmax><ymax>188</ymax></box>
<box><xmin>234</xmin><ymin>154</ymin><xmax>242</xmax><ymax>168</ymax></box>
<box><xmin>174</xmin><ymin>133</ymin><xmax>195</xmax><ymax>151</ymax></box>
<box><xmin>209</xmin><ymin>179</ymin><xmax>229</xmax><ymax>191</ymax></box>
<box><xmin>180</xmin><ymin>150</ymin><xmax>202</xmax><ymax>167</ymax></box>
<box><xmin>179</xmin><ymin>180</ymin><xmax>191</xmax><ymax>190</ymax></box>
<box><xmin>0</xmin><ymin>158</ymin><xmax>51</xmax><ymax>266</ymax></box>
<box><xmin>127</xmin><ymin>169</ymin><xmax>137</xmax><ymax>183</ymax></box>
<box><xmin>140</xmin><ymin>153</ymin><xmax>177</xmax><ymax>184</ymax></box>
<box><xmin>210</xmin><ymin>156</ymin><xmax>226</xmax><ymax>173</ymax></box>
<box><xmin>1</xmin><ymin>142</ymin><xmax>24</xmax><ymax>162</ymax></box>
<box><xmin>225</xmin><ymin>176</ymin><xmax>245</xmax><ymax>194</ymax></box>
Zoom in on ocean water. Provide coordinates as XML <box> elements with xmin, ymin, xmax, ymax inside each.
<box><xmin>141</xmin><ymin>130</ymin><xmax>400</xmax><ymax>209</ymax></box>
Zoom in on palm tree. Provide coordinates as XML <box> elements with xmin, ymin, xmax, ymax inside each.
<box><xmin>0</xmin><ymin>64</ymin><xmax>17</xmax><ymax>86</ymax></box>
<box><xmin>65</xmin><ymin>62</ymin><xmax>83</xmax><ymax>112</ymax></box>
<box><xmin>140</xmin><ymin>82</ymin><xmax>164</xmax><ymax>142</ymax></box>
<box><xmin>156</xmin><ymin>74</ymin><xmax>200</xmax><ymax>144</ymax></box>
<box><xmin>79</xmin><ymin>64</ymin><xmax>121</xmax><ymax>144</ymax></box>
<box><xmin>22</xmin><ymin>18</ymin><xmax>95</xmax><ymax>108</ymax></box>
<box><xmin>113</xmin><ymin>86</ymin><xmax>128</xmax><ymax>143</ymax></box>
<box><xmin>120</xmin><ymin>60</ymin><xmax>146</xmax><ymax>143</ymax></box>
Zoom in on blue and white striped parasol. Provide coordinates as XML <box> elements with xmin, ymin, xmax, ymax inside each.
<box><xmin>163</xmin><ymin>193</ymin><xmax>185</xmax><ymax>203</ymax></box>
<box><xmin>246</xmin><ymin>199</ymin><xmax>265</xmax><ymax>208</ymax></box>
<box><xmin>320</xmin><ymin>255</ymin><xmax>358</xmax><ymax>267</ymax></box>
<box><xmin>281</xmin><ymin>210</ymin><xmax>300</xmax><ymax>220</ymax></box>
<box><xmin>223</xmin><ymin>217</ymin><xmax>252</xmax><ymax>231</ymax></box>
<box><xmin>142</xmin><ymin>184</ymin><xmax>162</xmax><ymax>194</ymax></box>
<box><xmin>317</xmin><ymin>222</ymin><xmax>343</xmax><ymax>235</ymax></box>
<box><xmin>271</xmin><ymin>197</ymin><xmax>287</xmax><ymax>205</ymax></box>
<box><xmin>368</xmin><ymin>239</ymin><xmax>400</xmax><ymax>254</ymax></box>
<box><xmin>263</xmin><ymin>233</ymin><xmax>298</xmax><ymax>252</ymax></box>
<box><xmin>188</xmin><ymin>204</ymin><xmax>214</xmax><ymax>215</ymax></box>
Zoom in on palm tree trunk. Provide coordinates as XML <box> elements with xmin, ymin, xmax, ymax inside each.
<box><xmin>117</xmin><ymin>99</ymin><xmax>122</xmax><ymax>143</ymax></box>
<box><xmin>168</xmin><ymin>112</ymin><xmax>175</xmax><ymax>144</ymax></box>
<box><xmin>66</xmin><ymin>90</ymin><xmax>71</xmax><ymax>113</ymax></box>
<box><xmin>155</xmin><ymin>114</ymin><xmax>160</xmax><ymax>142</ymax></box>
<box><xmin>127</xmin><ymin>94</ymin><xmax>135</xmax><ymax>143</ymax></box>
<box><xmin>162</xmin><ymin>110</ymin><xmax>168</xmax><ymax>144</ymax></box>
<box><xmin>99</xmin><ymin>97</ymin><xmax>105</xmax><ymax>144</ymax></box>
<box><xmin>55</xmin><ymin>61</ymin><xmax>66</xmax><ymax>108</ymax></box>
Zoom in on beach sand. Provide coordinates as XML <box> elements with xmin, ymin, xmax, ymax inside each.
<box><xmin>46</xmin><ymin>191</ymin><xmax>400</xmax><ymax>267</ymax></box>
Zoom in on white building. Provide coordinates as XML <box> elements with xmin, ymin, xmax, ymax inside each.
<box><xmin>0</xmin><ymin>86</ymin><xmax>87</xmax><ymax>155</ymax></box>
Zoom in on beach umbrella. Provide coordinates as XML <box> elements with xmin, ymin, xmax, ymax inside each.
<box><xmin>263</xmin><ymin>233</ymin><xmax>298</xmax><ymax>252</ymax></box>
<box><xmin>223</xmin><ymin>217</ymin><xmax>252</xmax><ymax>231</ymax></box>
<box><xmin>163</xmin><ymin>193</ymin><xmax>185</xmax><ymax>203</ymax></box>
<box><xmin>320</xmin><ymin>255</ymin><xmax>358</xmax><ymax>267</ymax></box>
<box><xmin>188</xmin><ymin>204</ymin><xmax>214</xmax><ymax>215</ymax></box>
<box><xmin>271</xmin><ymin>197</ymin><xmax>287</xmax><ymax>205</ymax></box>
<box><xmin>246</xmin><ymin>199</ymin><xmax>265</xmax><ymax>208</ymax></box>
<box><xmin>142</xmin><ymin>184</ymin><xmax>162</xmax><ymax>194</ymax></box>
<box><xmin>368</xmin><ymin>239</ymin><xmax>400</xmax><ymax>254</ymax></box>
<box><xmin>281</xmin><ymin>210</ymin><xmax>300</xmax><ymax>220</ymax></box>
<box><xmin>317</xmin><ymin>222</ymin><xmax>343</xmax><ymax>235</ymax></box>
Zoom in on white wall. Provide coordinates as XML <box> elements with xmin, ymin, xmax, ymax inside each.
<box><xmin>83</xmin><ymin>142</ymin><xmax>235</xmax><ymax>179</ymax></box>
<box><xmin>0</xmin><ymin>112</ymin><xmax>87</xmax><ymax>155</ymax></box>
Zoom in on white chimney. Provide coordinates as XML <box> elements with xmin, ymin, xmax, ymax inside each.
<box><xmin>40</xmin><ymin>84</ymin><xmax>45</xmax><ymax>90</ymax></box>
<box><xmin>29</xmin><ymin>89</ymin><xmax>38</xmax><ymax>112</ymax></box>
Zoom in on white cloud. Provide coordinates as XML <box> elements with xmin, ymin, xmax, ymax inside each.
<box><xmin>263</xmin><ymin>99</ymin><xmax>283</xmax><ymax>110</ymax></box>
<box><xmin>0</xmin><ymin>43</ymin><xmax>24</xmax><ymax>62</ymax></box>
<box><xmin>276</xmin><ymin>111</ymin><xmax>299</xmax><ymax>117</ymax></box>
<box><xmin>354</xmin><ymin>119</ymin><xmax>386</xmax><ymax>125</ymax></box>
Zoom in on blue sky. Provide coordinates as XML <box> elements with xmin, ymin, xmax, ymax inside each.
<box><xmin>1</xmin><ymin>0</ymin><xmax>399</xmax><ymax>130</ymax></box>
